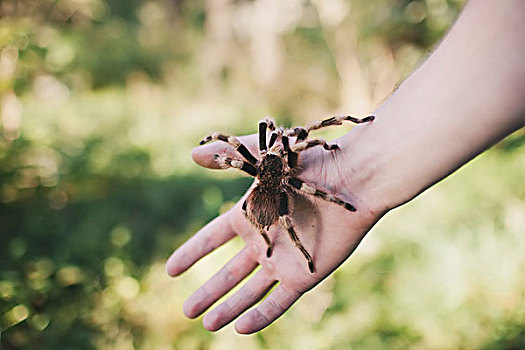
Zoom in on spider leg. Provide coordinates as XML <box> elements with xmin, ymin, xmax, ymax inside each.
<box><xmin>259</xmin><ymin>117</ymin><xmax>276</xmax><ymax>156</ymax></box>
<box><xmin>288</xmin><ymin>178</ymin><xmax>357</xmax><ymax>212</ymax></box>
<box><xmin>268</xmin><ymin>132</ymin><xmax>279</xmax><ymax>149</ymax></box>
<box><xmin>306</xmin><ymin>115</ymin><xmax>374</xmax><ymax>133</ymax></box>
<box><xmin>214</xmin><ymin>155</ymin><xmax>257</xmax><ymax>177</ymax></box>
<box><xmin>278</xmin><ymin>191</ymin><xmax>314</xmax><ymax>273</ymax></box>
<box><xmin>263</xmin><ymin>117</ymin><xmax>276</xmax><ymax>131</ymax></box>
<box><xmin>200</xmin><ymin>133</ymin><xmax>258</xmax><ymax>165</ymax></box>
<box><xmin>285</xmin><ymin>127</ymin><xmax>309</xmax><ymax>142</ymax></box>
<box><xmin>242</xmin><ymin>201</ymin><xmax>273</xmax><ymax>257</ymax></box>
<box><xmin>281</xmin><ymin>136</ymin><xmax>299</xmax><ymax>168</ymax></box>
<box><xmin>260</xmin><ymin>230</ymin><xmax>273</xmax><ymax>257</ymax></box>
<box><xmin>268</xmin><ymin>127</ymin><xmax>284</xmax><ymax>150</ymax></box>
<box><xmin>290</xmin><ymin>138</ymin><xmax>339</xmax><ymax>153</ymax></box>
<box><xmin>286</xmin><ymin>115</ymin><xmax>375</xmax><ymax>142</ymax></box>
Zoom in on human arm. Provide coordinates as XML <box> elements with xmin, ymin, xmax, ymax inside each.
<box><xmin>166</xmin><ymin>0</ymin><xmax>525</xmax><ymax>334</ymax></box>
<box><xmin>347</xmin><ymin>0</ymin><xmax>525</xmax><ymax>215</ymax></box>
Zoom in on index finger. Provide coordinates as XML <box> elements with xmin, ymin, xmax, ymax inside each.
<box><xmin>166</xmin><ymin>211</ymin><xmax>236</xmax><ymax>277</ymax></box>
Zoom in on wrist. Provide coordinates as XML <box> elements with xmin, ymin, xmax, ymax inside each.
<box><xmin>335</xmin><ymin>0</ymin><xmax>525</xmax><ymax>219</ymax></box>
<box><xmin>337</xmin><ymin>109</ymin><xmax>417</xmax><ymax>217</ymax></box>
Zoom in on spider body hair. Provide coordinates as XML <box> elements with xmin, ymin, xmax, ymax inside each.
<box><xmin>245</xmin><ymin>187</ymin><xmax>281</xmax><ymax>230</ymax></box>
<box><xmin>246</xmin><ymin>150</ymin><xmax>287</xmax><ymax>229</ymax></box>
<box><xmin>200</xmin><ymin>114</ymin><xmax>374</xmax><ymax>273</ymax></box>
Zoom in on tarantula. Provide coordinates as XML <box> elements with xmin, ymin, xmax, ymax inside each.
<box><xmin>199</xmin><ymin>114</ymin><xmax>374</xmax><ymax>273</ymax></box>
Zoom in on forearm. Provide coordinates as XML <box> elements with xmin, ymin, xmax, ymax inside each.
<box><xmin>343</xmin><ymin>0</ymin><xmax>525</xmax><ymax>213</ymax></box>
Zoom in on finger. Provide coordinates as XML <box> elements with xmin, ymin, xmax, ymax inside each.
<box><xmin>202</xmin><ymin>269</ymin><xmax>276</xmax><ymax>332</ymax></box>
<box><xmin>183</xmin><ymin>247</ymin><xmax>258</xmax><ymax>318</ymax></box>
<box><xmin>234</xmin><ymin>284</ymin><xmax>301</xmax><ymax>334</ymax></box>
<box><xmin>191</xmin><ymin>134</ymin><xmax>259</xmax><ymax>169</ymax></box>
<box><xmin>166</xmin><ymin>212</ymin><xmax>236</xmax><ymax>277</ymax></box>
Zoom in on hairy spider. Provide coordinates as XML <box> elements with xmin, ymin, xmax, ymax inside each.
<box><xmin>199</xmin><ymin>114</ymin><xmax>374</xmax><ymax>273</ymax></box>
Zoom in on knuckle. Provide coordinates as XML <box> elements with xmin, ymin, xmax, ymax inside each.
<box><xmin>266</xmin><ymin>298</ymin><xmax>284</xmax><ymax>315</ymax></box>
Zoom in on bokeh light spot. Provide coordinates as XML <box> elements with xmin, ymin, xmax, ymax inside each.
<box><xmin>5</xmin><ymin>305</ymin><xmax>30</xmax><ymax>327</ymax></box>
<box><xmin>0</xmin><ymin>281</ymin><xmax>15</xmax><ymax>300</ymax></box>
<box><xmin>56</xmin><ymin>266</ymin><xmax>84</xmax><ymax>286</ymax></box>
<box><xmin>104</xmin><ymin>257</ymin><xmax>125</xmax><ymax>277</ymax></box>
<box><xmin>30</xmin><ymin>314</ymin><xmax>50</xmax><ymax>331</ymax></box>
<box><xmin>110</xmin><ymin>225</ymin><xmax>132</xmax><ymax>247</ymax></box>
<box><xmin>115</xmin><ymin>277</ymin><xmax>140</xmax><ymax>300</ymax></box>
<box><xmin>8</xmin><ymin>238</ymin><xmax>27</xmax><ymax>259</ymax></box>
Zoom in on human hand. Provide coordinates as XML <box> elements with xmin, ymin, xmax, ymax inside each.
<box><xmin>166</xmin><ymin>0</ymin><xmax>525</xmax><ymax>333</ymax></box>
<box><xmin>166</xmin><ymin>126</ymin><xmax>384</xmax><ymax>334</ymax></box>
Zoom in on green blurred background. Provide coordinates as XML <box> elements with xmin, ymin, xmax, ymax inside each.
<box><xmin>1</xmin><ymin>0</ymin><xmax>524</xmax><ymax>348</ymax></box>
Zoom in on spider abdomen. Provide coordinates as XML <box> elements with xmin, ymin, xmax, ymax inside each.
<box><xmin>248</xmin><ymin>186</ymin><xmax>280</xmax><ymax>227</ymax></box>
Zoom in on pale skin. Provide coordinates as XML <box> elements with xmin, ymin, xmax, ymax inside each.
<box><xmin>166</xmin><ymin>0</ymin><xmax>525</xmax><ymax>334</ymax></box>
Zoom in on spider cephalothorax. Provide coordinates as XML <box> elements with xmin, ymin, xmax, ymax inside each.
<box><xmin>200</xmin><ymin>114</ymin><xmax>374</xmax><ymax>273</ymax></box>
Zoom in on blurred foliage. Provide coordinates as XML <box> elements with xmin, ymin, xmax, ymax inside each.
<box><xmin>1</xmin><ymin>0</ymin><xmax>524</xmax><ymax>349</ymax></box>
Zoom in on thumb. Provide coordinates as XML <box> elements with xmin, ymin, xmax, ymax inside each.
<box><xmin>191</xmin><ymin>133</ymin><xmax>260</xmax><ymax>169</ymax></box>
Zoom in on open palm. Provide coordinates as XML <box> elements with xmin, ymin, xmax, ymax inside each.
<box><xmin>166</xmin><ymin>128</ymin><xmax>381</xmax><ymax>334</ymax></box>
